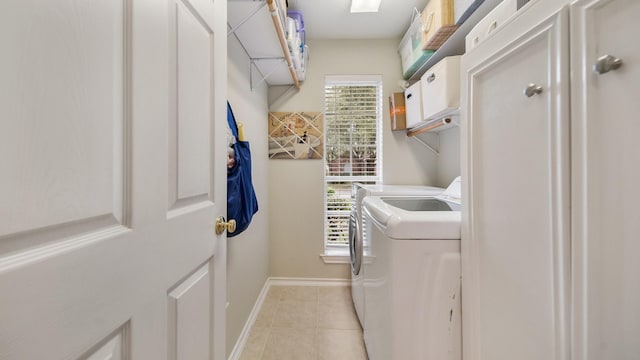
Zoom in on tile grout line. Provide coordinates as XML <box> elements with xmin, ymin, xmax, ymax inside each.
<box><xmin>316</xmin><ymin>294</ymin><xmax>320</xmax><ymax>360</ymax></box>
<box><xmin>257</xmin><ymin>328</ymin><xmax>269</xmax><ymax>360</ymax></box>
<box><xmin>237</xmin><ymin>284</ymin><xmax>366</xmax><ymax>360</ymax></box>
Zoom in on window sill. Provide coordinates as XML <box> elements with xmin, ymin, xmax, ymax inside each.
<box><xmin>320</xmin><ymin>250</ymin><xmax>350</xmax><ymax>264</ymax></box>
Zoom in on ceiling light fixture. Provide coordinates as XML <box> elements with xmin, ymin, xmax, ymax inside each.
<box><xmin>350</xmin><ymin>0</ymin><xmax>382</xmax><ymax>13</ymax></box>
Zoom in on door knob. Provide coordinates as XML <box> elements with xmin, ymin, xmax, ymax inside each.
<box><xmin>593</xmin><ymin>54</ymin><xmax>623</xmax><ymax>75</ymax></box>
<box><xmin>524</xmin><ymin>83</ymin><xmax>543</xmax><ymax>97</ymax></box>
<box><xmin>215</xmin><ymin>216</ymin><xmax>236</xmax><ymax>235</ymax></box>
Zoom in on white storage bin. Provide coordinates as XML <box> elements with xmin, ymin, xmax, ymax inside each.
<box><xmin>465</xmin><ymin>0</ymin><xmax>517</xmax><ymax>51</ymax></box>
<box><xmin>286</xmin><ymin>17</ymin><xmax>296</xmax><ymax>46</ymax></box>
<box><xmin>404</xmin><ymin>81</ymin><xmax>423</xmax><ymax>129</ymax></box>
<box><xmin>420</xmin><ymin>55</ymin><xmax>461</xmax><ymax>121</ymax></box>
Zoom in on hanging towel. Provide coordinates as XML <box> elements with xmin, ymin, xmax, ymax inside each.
<box><xmin>227</xmin><ymin>102</ymin><xmax>259</xmax><ymax>237</ymax></box>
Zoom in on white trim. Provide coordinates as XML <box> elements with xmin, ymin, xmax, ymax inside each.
<box><xmin>227</xmin><ymin>277</ymin><xmax>351</xmax><ymax>360</ymax></box>
<box><xmin>325</xmin><ymin>74</ymin><xmax>382</xmax><ymax>84</ymax></box>
<box><xmin>268</xmin><ymin>277</ymin><xmax>351</xmax><ymax>287</ymax></box>
<box><xmin>323</xmin><ymin>78</ymin><xmax>383</xmax><ymax>251</ymax></box>
<box><xmin>0</xmin><ymin>225</ymin><xmax>131</xmax><ymax>274</ymax></box>
<box><xmin>319</xmin><ymin>254</ymin><xmax>350</xmax><ymax>264</ymax></box>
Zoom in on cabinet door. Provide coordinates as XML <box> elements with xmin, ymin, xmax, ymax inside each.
<box><xmin>571</xmin><ymin>1</ymin><xmax>640</xmax><ymax>359</ymax></box>
<box><xmin>460</xmin><ymin>2</ymin><xmax>570</xmax><ymax>360</ymax></box>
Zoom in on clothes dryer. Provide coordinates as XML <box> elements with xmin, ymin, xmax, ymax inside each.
<box><xmin>349</xmin><ymin>184</ymin><xmax>443</xmax><ymax>328</ymax></box>
<box><xmin>361</xmin><ymin>177</ymin><xmax>462</xmax><ymax>360</ymax></box>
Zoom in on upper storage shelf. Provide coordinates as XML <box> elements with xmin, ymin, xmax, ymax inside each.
<box><xmin>228</xmin><ymin>0</ymin><xmax>301</xmax><ymax>89</ymax></box>
<box><xmin>406</xmin><ymin>0</ymin><xmax>501</xmax><ymax>83</ymax></box>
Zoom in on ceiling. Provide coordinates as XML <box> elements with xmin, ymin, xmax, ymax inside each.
<box><xmin>285</xmin><ymin>0</ymin><xmax>429</xmax><ymax>40</ymax></box>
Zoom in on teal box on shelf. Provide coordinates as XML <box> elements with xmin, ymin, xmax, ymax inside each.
<box><xmin>403</xmin><ymin>50</ymin><xmax>435</xmax><ymax>80</ymax></box>
<box><xmin>399</xmin><ymin>13</ymin><xmax>435</xmax><ymax>79</ymax></box>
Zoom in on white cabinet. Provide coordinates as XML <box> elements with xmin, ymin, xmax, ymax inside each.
<box><xmin>570</xmin><ymin>0</ymin><xmax>640</xmax><ymax>359</ymax></box>
<box><xmin>461</xmin><ymin>2</ymin><xmax>570</xmax><ymax>359</ymax></box>
<box><xmin>461</xmin><ymin>0</ymin><xmax>640</xmax><ymax>359</ymax></box>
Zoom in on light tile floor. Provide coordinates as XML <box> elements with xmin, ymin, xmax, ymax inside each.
<box><xmin>239</xmin><ymin>285</ymin><xmax>369</xmax><ymax>360</ymax></box>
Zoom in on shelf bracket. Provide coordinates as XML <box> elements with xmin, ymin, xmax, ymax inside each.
<box><xmin>410</xmin><ymin>135</ymin><xmax>439</xmax><ymax>156</ymax></box>
<box><xmin>227</xmin><ymin>2</ymin><xmax>267</xmax><ymax>37</ymax></box>
<box><xmin>250</xmin><ymin>58</ymin><xmax>287</xmax><ymax>91</ymax></box>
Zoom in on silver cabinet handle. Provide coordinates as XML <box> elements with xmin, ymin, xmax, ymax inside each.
<box><xmin>594</xmin><ymin>54</ymin><xmax>623</xmax><ymax>75</ymax></box>
<box><xmin>524</xmin><ymin>83</ymin><xmax>543</xmax><ymax>97</ymax></box>
<box><xmin>426</xmin><ymin>73</ymin><xmax>436</xmax><ymax>83</ymax></box>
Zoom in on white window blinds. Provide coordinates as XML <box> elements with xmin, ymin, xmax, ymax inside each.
<box><xmin>324</xmin><ymin>75</ymin><xmax>382</xmax><ymax>249</ymax></box>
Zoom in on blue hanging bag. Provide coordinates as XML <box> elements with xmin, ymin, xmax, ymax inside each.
<box><xmin>227</xmin><ymin>102</ymin><xmax>259</xmax><ymax>237</ymax></box>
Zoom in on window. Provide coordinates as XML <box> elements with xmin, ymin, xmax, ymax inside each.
<box><xmin>323</xmin><ymin>75</ymin><xmax>382</xmax><ymax>254</ymax></box>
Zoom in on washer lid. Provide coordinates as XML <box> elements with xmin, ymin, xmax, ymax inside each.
<box><xmin>436</xmin><ymin>176</ymin><xmax>462</xmax><ymax>205</ymax></box>
<box><xmin>382</xmin><ymin>197</ymin><xmax>456</xmax><ymax>211</ymax></box>
<box><xmin>363</xmin><ymin>196</ymin><xmax>461</xmax><ymax>240</ymax></box>
<box><xmin>354</xmin><ymin>184</ymin><xmax>445</xmax><ymax>216</ymax></box>
<box><xmin>356</xmin><ymin>184</ymin><xmax>445</xmax><ymax>197</ymax></box>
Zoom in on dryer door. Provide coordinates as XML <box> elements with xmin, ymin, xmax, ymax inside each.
<box><xmin>349</xmin><ymin>208</ymin><xmax>362</xmax><ymax>275</ymax></box>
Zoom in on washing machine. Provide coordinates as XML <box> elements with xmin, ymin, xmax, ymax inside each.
<box><xmin>361</xmin><ymin>177</ymin><xmax>462</xmax><ymax>360</ymax></box>
<box><xmin>349</xmin><ymin>184</ymin><xmax>444</xmax><ymax>328</ymax></box>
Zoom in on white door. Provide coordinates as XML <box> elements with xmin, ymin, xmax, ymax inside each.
<box><xmin>571</xmin><ymin>0</ymin><xmax>640</xmax><ymax>358</ymax></box>
<box><xmin>461</xmin><ymin>1</ymin><xmax>570</xmax><ymax>359</ymax></box>
<box><xmin>0</xmin><ymin>0</ymin><xmax>228</xmax><ymax>359</ymax></box>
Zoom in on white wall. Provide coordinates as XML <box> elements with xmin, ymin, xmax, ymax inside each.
<box><xmin>436</xmin><ymin>127</ymin><xmax>461</xmax><ymax>187</ymax></box>
<box><xmin>267</xmin><ymin>39</ymin><xmax>440</xmax><ymax>279</ymax></box>
<box><xmin>226</xmin><ymin>35</ymin><xmax>270</xmax><ymax>356</ymax></box>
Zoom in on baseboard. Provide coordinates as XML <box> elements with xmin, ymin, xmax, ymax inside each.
<box><xmin>268</xmin><ymin>277</ymin><xmax>350</xmax><ymax>287</ymax></box>
<box><xmin>227</xmin><ymin>279</ymin><xmax>271</xmax><ymax>360</ymax></box>
<box><xmin>227</xmin><ymin>277</ymin><xmax>351</xmax><ymax>360</ymax></box>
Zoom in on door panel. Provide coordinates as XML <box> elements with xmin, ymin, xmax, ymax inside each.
<box><xmin>571</xmin><ymin>0</ymin><xmax>640</xmax><ymax>359</ymax></box>
<box><xmin>168</xmin><ymin>262</ymin><xmax>212</xmax><ymax>360</ymax></box>
<box><xmin>169</xmin><ymin>0</ymin><xmax>216</xmax><ymax>210</ymax></box>
<box><xmin>176</xmin><ymin>0</ymin><xmax>212</xmax><ymax>202</ymax></box>
<box><xmin>82</xmin><ymin>327</ymin><xmax>128</xmax><ymax>360</ymax></box>
<box><xmin>461</xmin><ymin>2</ymin><xmax>570</xmax><ymax>360</ymax></box>
<box><xmin>0</xmin><ymin>0</ymin><xmax>128</xmax><ymax>247</ymax></box>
